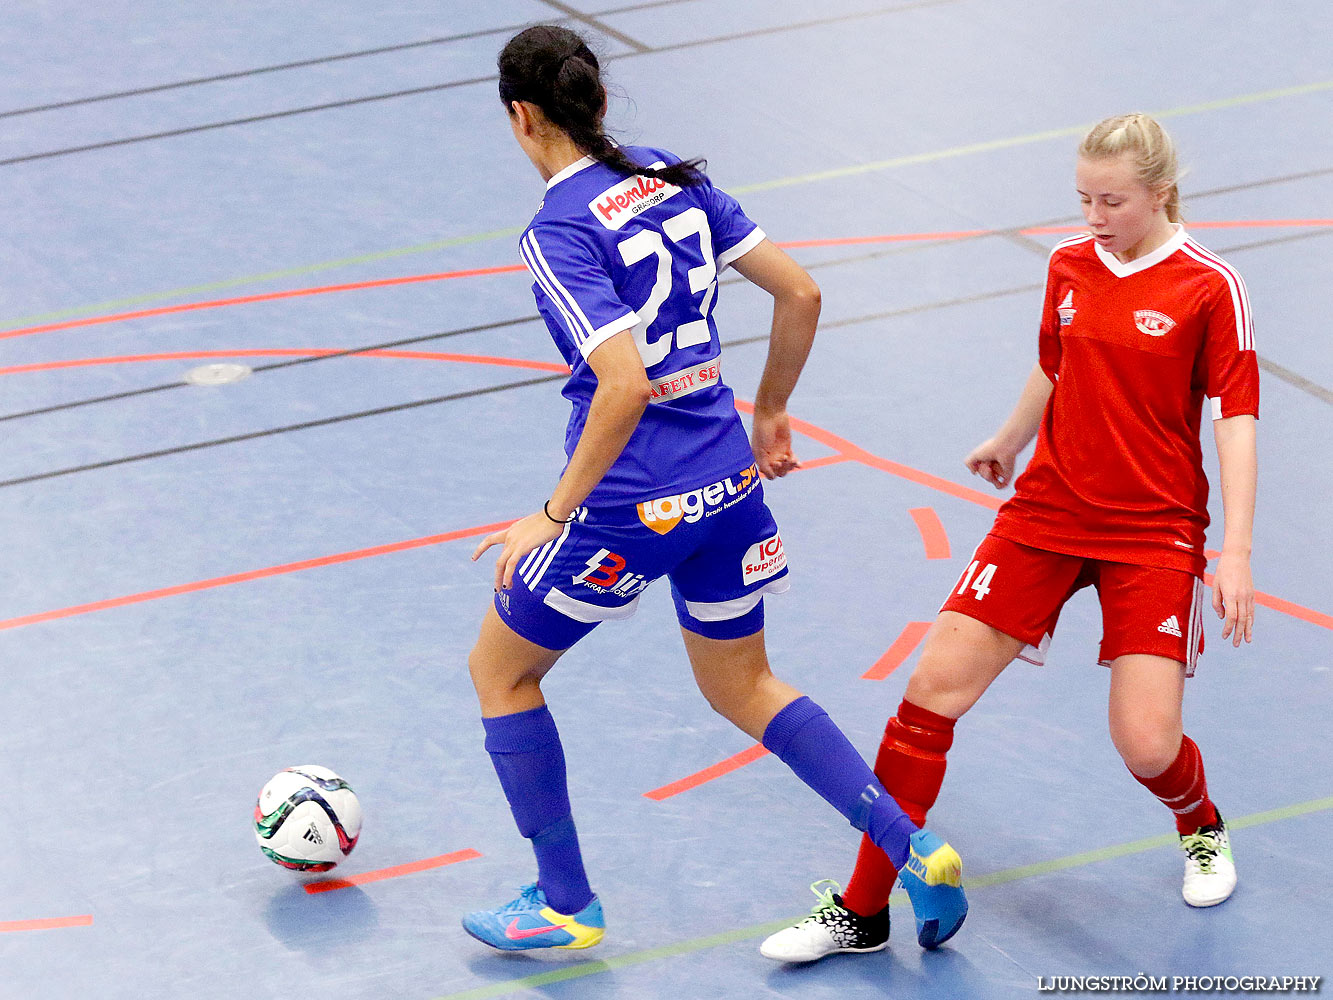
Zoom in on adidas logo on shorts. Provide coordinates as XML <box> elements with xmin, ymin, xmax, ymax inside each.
<box><xmin>1158</xmin><ymin>615</ymin><xmax>1183</xmax><ymax>637</ymax></box>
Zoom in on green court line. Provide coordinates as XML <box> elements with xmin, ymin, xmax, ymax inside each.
<box><xmin>732</xmin><ymin>78</ymin><xmax>1333</xmax><ymax>194</ymax></box>
<box><xmin>3</xmin><ymin>77</ymin><xmax>1328</xmax><ymax>332</ymax></box>
<box><xmin>0</xmin><ymin>226</ymin><xmax>524</xmax><ymax>328</ymax></box>
<box><xmin>431</xmin><ymin>794</ymin><xmax>1333</xmax><ymax>1000</ymax></box>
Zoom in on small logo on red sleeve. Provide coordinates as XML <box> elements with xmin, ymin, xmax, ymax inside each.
<box><xmin>1057</xmin><ymin>290</ymin><xmax>1076</xmax><ymax>326</ymax></box>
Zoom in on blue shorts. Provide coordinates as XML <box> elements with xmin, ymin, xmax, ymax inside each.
<box><xmin>494</xmin><ymin>463</ymin><xmax>791</xmax><ymax>650</ymax></box>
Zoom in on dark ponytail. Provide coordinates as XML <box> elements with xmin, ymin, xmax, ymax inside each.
<box><xmin>498</xmin><ymin>25</ymin><xmax>706</xmax><ymax>187</ymax></box>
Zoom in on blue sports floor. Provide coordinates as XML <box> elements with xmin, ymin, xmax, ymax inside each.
<box><xmin>0</xmin><ymin>2</ymin><xmax>1329</xmax><ymax>997</ymax></box>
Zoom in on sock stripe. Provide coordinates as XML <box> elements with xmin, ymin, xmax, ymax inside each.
<box><xmin>888</xmin><ymin>739</ymin><xmax>949</xmax><ymax>762</ymax></box>
<box><xmin>1129</xmin><ymin>735</ymin><xmax>1217</xmax><ymax>834</ymax></box>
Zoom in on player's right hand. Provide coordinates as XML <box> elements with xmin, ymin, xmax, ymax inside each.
<box><xmin>472</xmin><ymin>511</ymin><xmax>563</xmax><ymax>591</ymax></box>
<box><xmin>964</xmin><ymin>438</ymin><xmax>1016</xmax><ymax>489</ymax></box>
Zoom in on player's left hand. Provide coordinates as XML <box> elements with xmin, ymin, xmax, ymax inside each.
<box><xmin>752</xmin><ymin>407</ymin><xmax>801</xmax><ymax>479</ymax></box>
<box><xmin>472</xmin><ymin>511</ymin><xmax>564</xmax><ymax>591</ymax></box>
<box><xmin>1211</xmin><ymin>549</ymin><xmax>1254</xmax><ymax>646</ymax></box>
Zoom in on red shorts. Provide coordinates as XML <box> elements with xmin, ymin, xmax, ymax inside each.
<box><xmin>939</xmin><ymin>533</ymin><xmax>1205</xmax><ymax>676</ymax></box>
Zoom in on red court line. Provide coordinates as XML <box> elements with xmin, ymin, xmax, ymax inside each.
<box><xmin>0</xmin><ymin>265</ymin><xmax>528</xmax><ymax>341</ymax></box>
<box><xmin>781</xmin><ymin>230</ymin><xmax>991</xmax><ymax>248</ymax></box>
<box><xmin>862</xmin><ymin>621</ymin><xmax>934</xmax><ymax>681</ymax></box>
<box><xmin>0</xmin><ymin>521</ymin><xmax>512</xmax><ymax>632</ymax></box>
<box><xmin>1201</xmin><ymin>569</ymin><xmax>1333</xmax><ymax>631</ymax></box>
<box><xmin>907</xmin><ymin>507</ymin><xmax>951</xmax><ymax>559</ymax></box>
<box><xmin>643</xmin><ymin>743</ymin><xmax>770</xmax><ymax>801</ymax></box>
<box><xmin>0</xmin><ymin>348</ymin><xmax>570</xmax><ymax>377</ymax></box>
<box><xmin>1021</xmin><ymin>219</ymin><xmax>1333</xmax><ymax>235</ymax></box>
<box><xmin>763</xmin><ymin>411</ymin><xmax>1332</xmax><ymax>634</ymax></box>
<box><xmin>305</xmin><ymin>848</ymin><xmax>481</xmax><ymax>894</ymax></box>
<box><xmin>3</xmin><ymin>222</ymin><xmax>1328</xmax><ymax>344</ymax></box>
<box><xmin>1250</xmin><ymin>590</ymin><xmax>1333</xmax><ymax>630</ymax></box>
<box><xmin>0</xmin><ymin>355</ymin><xmax>1327</xmax><ymax>642</ymax></box>
<box><xmin>795</xmin><ymin>454</ymin><xmax>853</xmax><ymax>471</ymax></box>
<box><xmin>1201</xmin><ymin>549</ymin><xmax>1333</xmax><ymax>630</ymax></box>
<box><xmin>752</xmin><ymin>405</ymin><xmax>1004</xmax><ymax>511</ymax></box>
<box><xmin>0</xmin><ymin>914</ymin><xmax>93</xmax><ymax>933</ymax></box>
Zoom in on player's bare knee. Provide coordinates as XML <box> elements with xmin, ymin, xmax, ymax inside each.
<box><xmin>693</xmin><ymin>673</ymin><xmax>750</xmax><ymax>722</ymax></box>
<box><xmin>1111</xmin><ymin>724</ymin><xmax>1179</xmax><ymax>778</ymax></box>
<box><xmin>905</xmin><ymin>656</ymin><xmax>978</xmax><ymax>719</ymax></box>
<box><xmin>468</xmin><ymin>644</ymin><xmax>520</xmax><ymax>701</ymax></box>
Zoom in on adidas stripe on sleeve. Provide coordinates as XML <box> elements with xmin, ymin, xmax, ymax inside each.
<box><xmin>521</xmin><ymin>226</ymin><xmax>640</xmax><ymax>360</ymax></box>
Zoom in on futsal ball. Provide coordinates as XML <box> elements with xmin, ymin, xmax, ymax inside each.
<box><xmin>254</xmin><ymin>765</ymin><xmax>362</xmax><ymax>872</ymax></box>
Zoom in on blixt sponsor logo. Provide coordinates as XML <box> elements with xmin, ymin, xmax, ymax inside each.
<box><xmin>637</xmin><ymin>465</ymin><xmax>759</xmax><ymax>536</ymax></box>
<box><xmin>572</xmin><ymin>548</ymin><xmax>648</xmax><ymax>597</ymax></box>
<box><xmin>742</xmin><ymin>533</ymin><xmax>786</xmax><ymax>585</ymax></box>
<box><xmin>589</xmin><ymin>172</ymin><xmax>681</xmax><ymax>230</ymax></box>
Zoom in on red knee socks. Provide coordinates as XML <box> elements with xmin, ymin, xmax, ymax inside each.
<box><xmin>1129</xmin><ymin>734</ymin><xmax>1219</xmax><ymax>834</ymax></box>
<box><xmin>840</xmin><ymin>699</ymin><xmax>956</xmax><ymax>916</ymax></box>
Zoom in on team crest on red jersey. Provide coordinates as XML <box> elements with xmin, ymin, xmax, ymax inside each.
<box><xmin>1057</xmin><ymin>290</ymin><xmax>1076</xmax><ymax>326</ymax></box>
<box><xmin>1134</xmin><ymin>309</ymin><xmax>1177</xmax><ymax>337</ymax></box>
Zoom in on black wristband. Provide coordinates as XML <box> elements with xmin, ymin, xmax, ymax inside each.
<box><xmin>543</xmin><ymin>500</ymin><xmax>576</xmax><ymax>524</ymax></box>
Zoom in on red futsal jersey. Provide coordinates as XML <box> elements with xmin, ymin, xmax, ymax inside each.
<box><xmin>991</xmin><ymin>227</ymin><xmax>1259</xmax><ymax>576</ymax></box>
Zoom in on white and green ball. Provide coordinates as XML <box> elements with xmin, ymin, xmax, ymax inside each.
<box><xmin>254</xmin><ymin>766</ymin><xmax>362</xmax><ymax>872</ymax></box>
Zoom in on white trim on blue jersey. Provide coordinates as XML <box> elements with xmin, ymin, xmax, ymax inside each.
<box><xmin>715</xmin><ymin>227</ymin><xmax>766</xmax><ymax>272</ymax></box>
<box><xmin>520</xmin><ymin>231</ymin><xmax>639</xmax><ymax>358</ymax></box>
<box><xmin>546</xmin><ymin>155</ymin><xmax>597</xmax><ymax>189</ymax></box>
<box><xmin>683</xmin><ymin>577</ymin><xmax>790</xmax><ymax>621</ymax></box>
<box><xmin>520</xmin><ymin>518</ymin><xmax>575</xmax><ymax>590</ymax></box>
<box><xmin>543</xmin><ymin>587</ymin><xmax>643</xmax><ymax>623</ymax></box>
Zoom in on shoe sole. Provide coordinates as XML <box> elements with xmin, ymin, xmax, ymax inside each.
<box><xmin>462</xmin><ymin>920</ymin><xmax>604</xmax><ymax>951</ymax></box>
<box><xmin>760</xmin><ymin>941</ymin><xmax>888</xmax><ymax>963</ymax></box>
<box><xmin>917</xmin><ymin>907</ymin><xmax>967</xmax><ymax>949</ymax></box>
<box><xmin>1184</xmin><ymin>897</ymin><xmax>1230</xmax><ymax>908</ymax></box>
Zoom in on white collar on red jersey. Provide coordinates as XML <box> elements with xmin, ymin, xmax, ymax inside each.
<box><xmin>1094</xmin><ymin>224</ymin><xmax>1188</xmax><ymax>278</ymax></box>
<box><xmin>546</xmin><ymin>155</ymin><xmax>598</xmax><ymax>189</ymax></box>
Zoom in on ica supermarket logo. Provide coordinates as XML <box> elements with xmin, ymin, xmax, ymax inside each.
<box><xmin>742</xmin><ymin>533</ymin><xmax>786</xmax><ymax>585</ymax></box>
<box><xmin>636</xmin><ymin>466</ymin><xmax>759</xmax><ymax>535</ymax></box>
<box><xmin>1134</xmin><ymin>309</ymin><xmax>1177</xmax><ymax>337</ymax></box>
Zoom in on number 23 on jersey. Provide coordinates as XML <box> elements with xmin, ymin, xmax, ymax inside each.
<box><xmin>618</xmin><ymin>206</ymin><xmax>718</xmax><ymax>367</ymax></box>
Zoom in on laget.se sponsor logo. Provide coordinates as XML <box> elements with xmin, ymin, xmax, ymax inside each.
<box><xmin>637</xmin><ymin>465</ymin><xmax>759</xmax><ymax>536</ymax></box>
<box><xmin>742</xmin><ymin>532</ymin><xmax>786</xmax><ymax>585</ymax></box>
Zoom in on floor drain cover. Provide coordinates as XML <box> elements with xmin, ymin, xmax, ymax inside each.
<box><xmin>183</xmin><ymin>363</ymin><xmax>253</xmax><ymax>386</ymax></box>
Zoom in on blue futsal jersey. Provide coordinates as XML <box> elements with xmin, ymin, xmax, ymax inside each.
<box><xmin>518</xmin><ymin>146</ymin><xmax>766</xmax><ymax>505</ymax></box>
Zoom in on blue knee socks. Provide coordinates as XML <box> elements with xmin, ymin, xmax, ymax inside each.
<box><xmin>483</xmin><ymin>705</ymin><xmax>594</xmax><ymax>914</ymax></box>
<box><xmin>762</xmin><ymin>696</ymin><xmax>916</xmax><ymax>870</ymax></box>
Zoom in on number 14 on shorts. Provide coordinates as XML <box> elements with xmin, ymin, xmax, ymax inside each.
<box><xmin>956</xmin><ymin>561</ymin><xmax>997</xmax><ymax>600</ymax></box>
